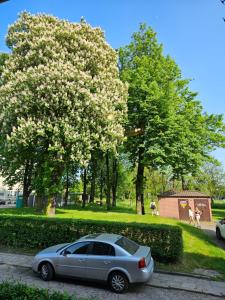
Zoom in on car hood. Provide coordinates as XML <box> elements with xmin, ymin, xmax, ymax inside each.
<box><xmin>38</xmin><ymin>243</ymin><xmax>69</xmax><ymax>255</ymax></box>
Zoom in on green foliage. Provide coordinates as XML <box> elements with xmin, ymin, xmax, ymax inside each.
<box><xmin>0</xmin><ymin>281</ymin><xmax>86</xmax><ymax>300</ymax></box>
<box><xmin>0</xmin><ymin>215</ymin><xmax>183</xmax><ymax>262</ymax></box>
<box><xmin>119</xmin><ymin>23</ymin><xmax>186</xmax><ymax>168</ymax></box>
<box><xmin>193</xmin><ymin>161</ymin><xmax>225</xmax><ymax>198</ymax></box>
<box><xmin>119</xmin><ymin>23</ymin><xmax>225</xmax><ymax>212</ymax></box>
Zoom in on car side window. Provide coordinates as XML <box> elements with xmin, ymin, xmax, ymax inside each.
<box><xmin>65</xmin><ymin>242</ymin><xmax>90</xmax><ymax>255</ymax></box>
<box><xmin>88</xmin><ymin>242</ymin><xmax>115</xmax><ymax>256</ymax></box>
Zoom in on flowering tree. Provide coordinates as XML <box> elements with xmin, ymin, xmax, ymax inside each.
<box><xmin>0</xmin><ymin>12</ymin><xmax>127</xmax><ymax>206</ymax></box>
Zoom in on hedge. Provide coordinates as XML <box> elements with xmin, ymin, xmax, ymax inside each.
<box><xmin>0</xmin><ymin>216</ymin><xmax>183</xmax><ymax>262</ymax></box>
<box><xmin>0</xmin><ymin>281</ymin><xmax>91</xmax><ymax>300</ymax></box>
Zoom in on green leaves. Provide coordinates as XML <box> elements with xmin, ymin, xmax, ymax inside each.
<box><xmin>120</xmin><ymin>23</ymin><xmax>225</xmax><ymax>181</ymax></box>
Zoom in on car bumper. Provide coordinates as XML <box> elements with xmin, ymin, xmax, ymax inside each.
<box><xmin>132</xmin><ymin>257</ymin><xmax>154</xmax><ymax>283</ymax></box>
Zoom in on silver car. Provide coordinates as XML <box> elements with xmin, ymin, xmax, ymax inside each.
<box><xmin>32</xmin><ymin>233</ymin><xmax>154</xmax><ymax>293</ymax></box>
<box><xmin>216</xmin><ymin>218</ymin><xmax>225</xmax><ymax>240</ymax></box>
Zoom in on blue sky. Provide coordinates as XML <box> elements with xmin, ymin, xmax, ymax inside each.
<box><xmin>0</xmin><ymin>0</ymin><xmax>225</xmax><ymax>165</ymax></box>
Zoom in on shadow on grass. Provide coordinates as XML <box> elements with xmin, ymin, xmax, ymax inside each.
<box><xmin>212</xmin><ymin>201</ymin><xmax>225</xmax><ymax>210</ymax></box>
<box><xmin>177</xmin><ymin>222</ymin><xmax>219</xmax><ymax>248</ymax></box>
<box><xmin>0</xmin><ymin>207</ymin><xmax>40</xmax><ymax>216</ymax></box>
<box><xmin>158</xmin><ymin>252</ymin><xmax>225</xmax><ymax>277</ymax></box>
<box><xmin>58</xmin><ymin>202</ymin><xmax>136</xmax><ymax>214</ymax></box>
<box><xmin>0</xmin><ymin>202</ymin><xmax>136</xmax><ymax>216</ymax></box>
<box><xmin>183</xmin><ymin>252</ymin><xmax>225</xmax><ymax>275</ymax></box>
<box><xmin>212</xmin><ymin>209</ymin><xmax>225</xmax><ymax>220</ymax></box>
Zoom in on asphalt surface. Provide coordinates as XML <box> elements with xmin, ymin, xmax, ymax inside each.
<box><xmin>201</xmin><ymin>222</ymin><xmax>225</xmax><ymax>251</ymax></box>
<box><xmin>0</xmin><ymin>264</ymin><xmax>221</xmax><ymax>300</ymax></box>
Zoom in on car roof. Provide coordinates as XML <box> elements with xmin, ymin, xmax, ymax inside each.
<box><xmin>78</xmin><ymin>233</ymin><xmax>122</xmax><ymax>244</ymax></box>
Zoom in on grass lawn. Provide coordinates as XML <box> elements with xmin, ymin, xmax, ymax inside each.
<box><xmin>0</xmin><ymin>201</ymin><xmax>225</xmax><ymax>278</ymax></box>
<box><xmin>212</xmin><ymin>200</ymin><xmax>225</xmax><ymax>221</ymax></box>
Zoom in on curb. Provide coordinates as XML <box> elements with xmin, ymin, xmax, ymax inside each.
<box><xmin>155</xmin><ymin>269</ymin><xmax>219</xmax><ymax>281</ymax></box>
<box><xmin>146</xmin><ymin>283</ymin><xmax>225</xmax><ymax>298</ymax></box>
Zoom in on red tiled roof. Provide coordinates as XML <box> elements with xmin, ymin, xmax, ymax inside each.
<box><xmin>158</xmin><ymin>190</ymin><xmax>211</xmax><ymax>198</ymax></box>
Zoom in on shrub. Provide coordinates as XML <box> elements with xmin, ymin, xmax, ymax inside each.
<box><xmin>0</xmin><ymin>281</ymin><xmax>86</xmax><ymax>300</ymax></box>
<box><xmin>0</xmin><ymin>216</ymin><xmax>183</xmax><ymax>262</ymax></box>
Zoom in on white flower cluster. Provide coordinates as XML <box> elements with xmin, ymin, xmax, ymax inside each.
<box><xmin>0</xmin><ymin>12</ymin><xmax>128</xmax><ymax>166</ymax></box>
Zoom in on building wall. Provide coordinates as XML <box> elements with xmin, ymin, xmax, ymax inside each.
<box><xmin>159</xmin><ymin>197</ymin><xmax>212</xmax><ymax>221</ymax></box>
<box><xmin>159</xmin><ymin>198</ymin><xmax>179</xmax><ymax>219</ymax></box>
<box><xmin>0</xmin><ymin>176</ymin><xmax>21</xmax><ymax>191</ymax></box>
<box><xmin>0</xmin><ymin>176</ymin><xmax>21</xmax><ymax>205</ymax></box>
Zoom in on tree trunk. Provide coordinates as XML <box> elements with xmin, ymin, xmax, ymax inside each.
<box><xmin>89</xmin><ymin>156</ymin><xmax>96</xmax><ymax>203</ymax></box>
<box><xmin>181</xmin><ymin>175</ymin><xmax>185</xmax><ymax>190</ymax></box>
<box><xmin>161</xmin><ymin>173</ymin><xmax>166</xmax><ymax>193</ymax></box>
<box><xmin>136</xmin><ymin>149</ymin><xmax>145</xmax><ymax>215</ymax></box>
<box><xmin>35</xmin><ymin>194</ymin><xmax>46</xmax><ymax>212</ymax></box>
<box><xmin>100</xmin><ymin>169</ymin><xmax>103</xmax><ymax>206</ymax></box>
<box><xmin>23</xmin><ymin>160</ymin><xmax>33</xmax><ymax>207</ymax></box>
<box><xmin>64</xmin><ymin>169</ymin><xmax>69</xmax><ymax>206</ymax></box>
<box><xmin>112</xmin><ymin>158</ymin><xmax>118</xmax><ymax>207</ymax></box>
<box><xmin>82</xmin><ymin>168</ymin><xmax>87</xmax><ymax>208</ymax></box>
<box><xmin>106</xmin><ymin>150</ymin><xmax>111</xmax><ymax>210</ymax></box>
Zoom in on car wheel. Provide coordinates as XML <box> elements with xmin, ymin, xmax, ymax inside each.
<box><xmin>40</xmin><ymin>262</ymin><xmax>54</xmax><ymax>281</ymax></box>
<box><xmin>109</xmin><ymin>272</ymin><xmax>129</xmax><ymax>293</ymax></box>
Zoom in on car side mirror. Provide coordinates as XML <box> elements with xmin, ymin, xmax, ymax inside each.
<box><xmin>62</xmin><ymin>250</ymin><xmax>68</xmax><ymax>256</ymax></box>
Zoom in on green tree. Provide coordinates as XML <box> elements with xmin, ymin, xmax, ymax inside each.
<box><xmin>119</xmin><ymin>24</ymin><xmax>189</xmax><ymax>214</ymax></box>
<box><xmin>165</xmin><ymin>90</ymin><xmax>225</xmax><ymax>189</ymax></box>
<box><xmin>0</xmin><ymin>12</ymin><xmax>127</xmax><ymax>208</ymax></box>
<box><xmin>194</xmin><ymin>161</ymin><xmax>225</xmax><ymax>198</ymax></box>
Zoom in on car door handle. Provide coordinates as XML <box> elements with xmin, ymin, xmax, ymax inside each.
<box><xmin>104</xmin><ymin>261</ymin><xmax>111</xmax><ymax>265</ymax></box>
<box><xmin>78</xmin><ymin>259</ymin><xmax>86</xmax><ymax>262</ymax></box>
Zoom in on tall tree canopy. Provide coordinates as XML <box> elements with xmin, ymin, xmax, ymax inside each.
<box><xmin>119</xmin><ymin>24</ymin><xmax>225</xmax><ymax>214</ymax></box>
<box><xmin>0</xmin><ymin>12</ymin><xmax>127</xmax><ymax>204</ymax></box>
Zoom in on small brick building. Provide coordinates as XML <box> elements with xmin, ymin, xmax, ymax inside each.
<box><xmin>158</xmin><ymin>191</ymin><xmax>212</xmax><ymax>221</ymax></box>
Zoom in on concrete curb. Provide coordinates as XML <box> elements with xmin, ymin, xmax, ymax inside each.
<box><xmin>146</xmin><ymin>283</ymin><xmax>225</xmax><ymax>298</ymax></box>
<box><xmin>148</xmin><ymin>272</ymin><xmax>225</xmax><ymax>298</ymax></box>
<box><xmin>155</xmin><ymin>269</ymin><xmax>218</xmax><ymax>281</ymax></box>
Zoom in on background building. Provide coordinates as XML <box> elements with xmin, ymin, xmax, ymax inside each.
<box><xmin>158</xmin><ymin>191</ymin><xmax>212</xmax><ymax>221</ymax></box>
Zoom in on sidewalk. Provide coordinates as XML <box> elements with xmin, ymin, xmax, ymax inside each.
<box><xmin>1</xmin><ymin>252</ymin><xmax>225</xmax><ymax>298</ymax></box>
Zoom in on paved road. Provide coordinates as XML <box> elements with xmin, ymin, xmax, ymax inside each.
<box><xmin>0</xmin><ymin>264</ymin><xmax>221</xmax><ymax>300</ymax></box>
<box><xmin>201</xmin><ymin>222</ymin><xmax>225</xmax><ymax>251</ymax></box>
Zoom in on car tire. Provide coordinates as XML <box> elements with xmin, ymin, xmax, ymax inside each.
<box><xmin>40</xmin><ymin>262</ymin><xmax>54</xmax><ymax>281</ymax></box>
<box><xmin>216</xmin><ymin>227</ymin><xmax>222</xmax><ymax>240</ymax></box>
<box><xmin>109</xmin><ymin>271</ymin><xmax>129</xmax><ymax>293</ymax></box>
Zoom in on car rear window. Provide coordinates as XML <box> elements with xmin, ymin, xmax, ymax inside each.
<box><xmin>115</xmin><ymin>237</ymin><xmax>139</xmax><ymax>255</ymax></box>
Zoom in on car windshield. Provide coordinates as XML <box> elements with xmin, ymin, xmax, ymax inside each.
<box><xmin>115</xmin><ymin>237</ymin><xmax>139</xmax><ymax>255</ymax></box>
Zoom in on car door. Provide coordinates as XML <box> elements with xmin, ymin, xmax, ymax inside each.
<box><xmin>86</xmin><ymin>242</ymin><xmax>116</xmax><ymax>281</ymax></box>
<box><xmin>56</xmin><ymin>241</ymin><xmax>90</xmax><ymax>278</ymax></box>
